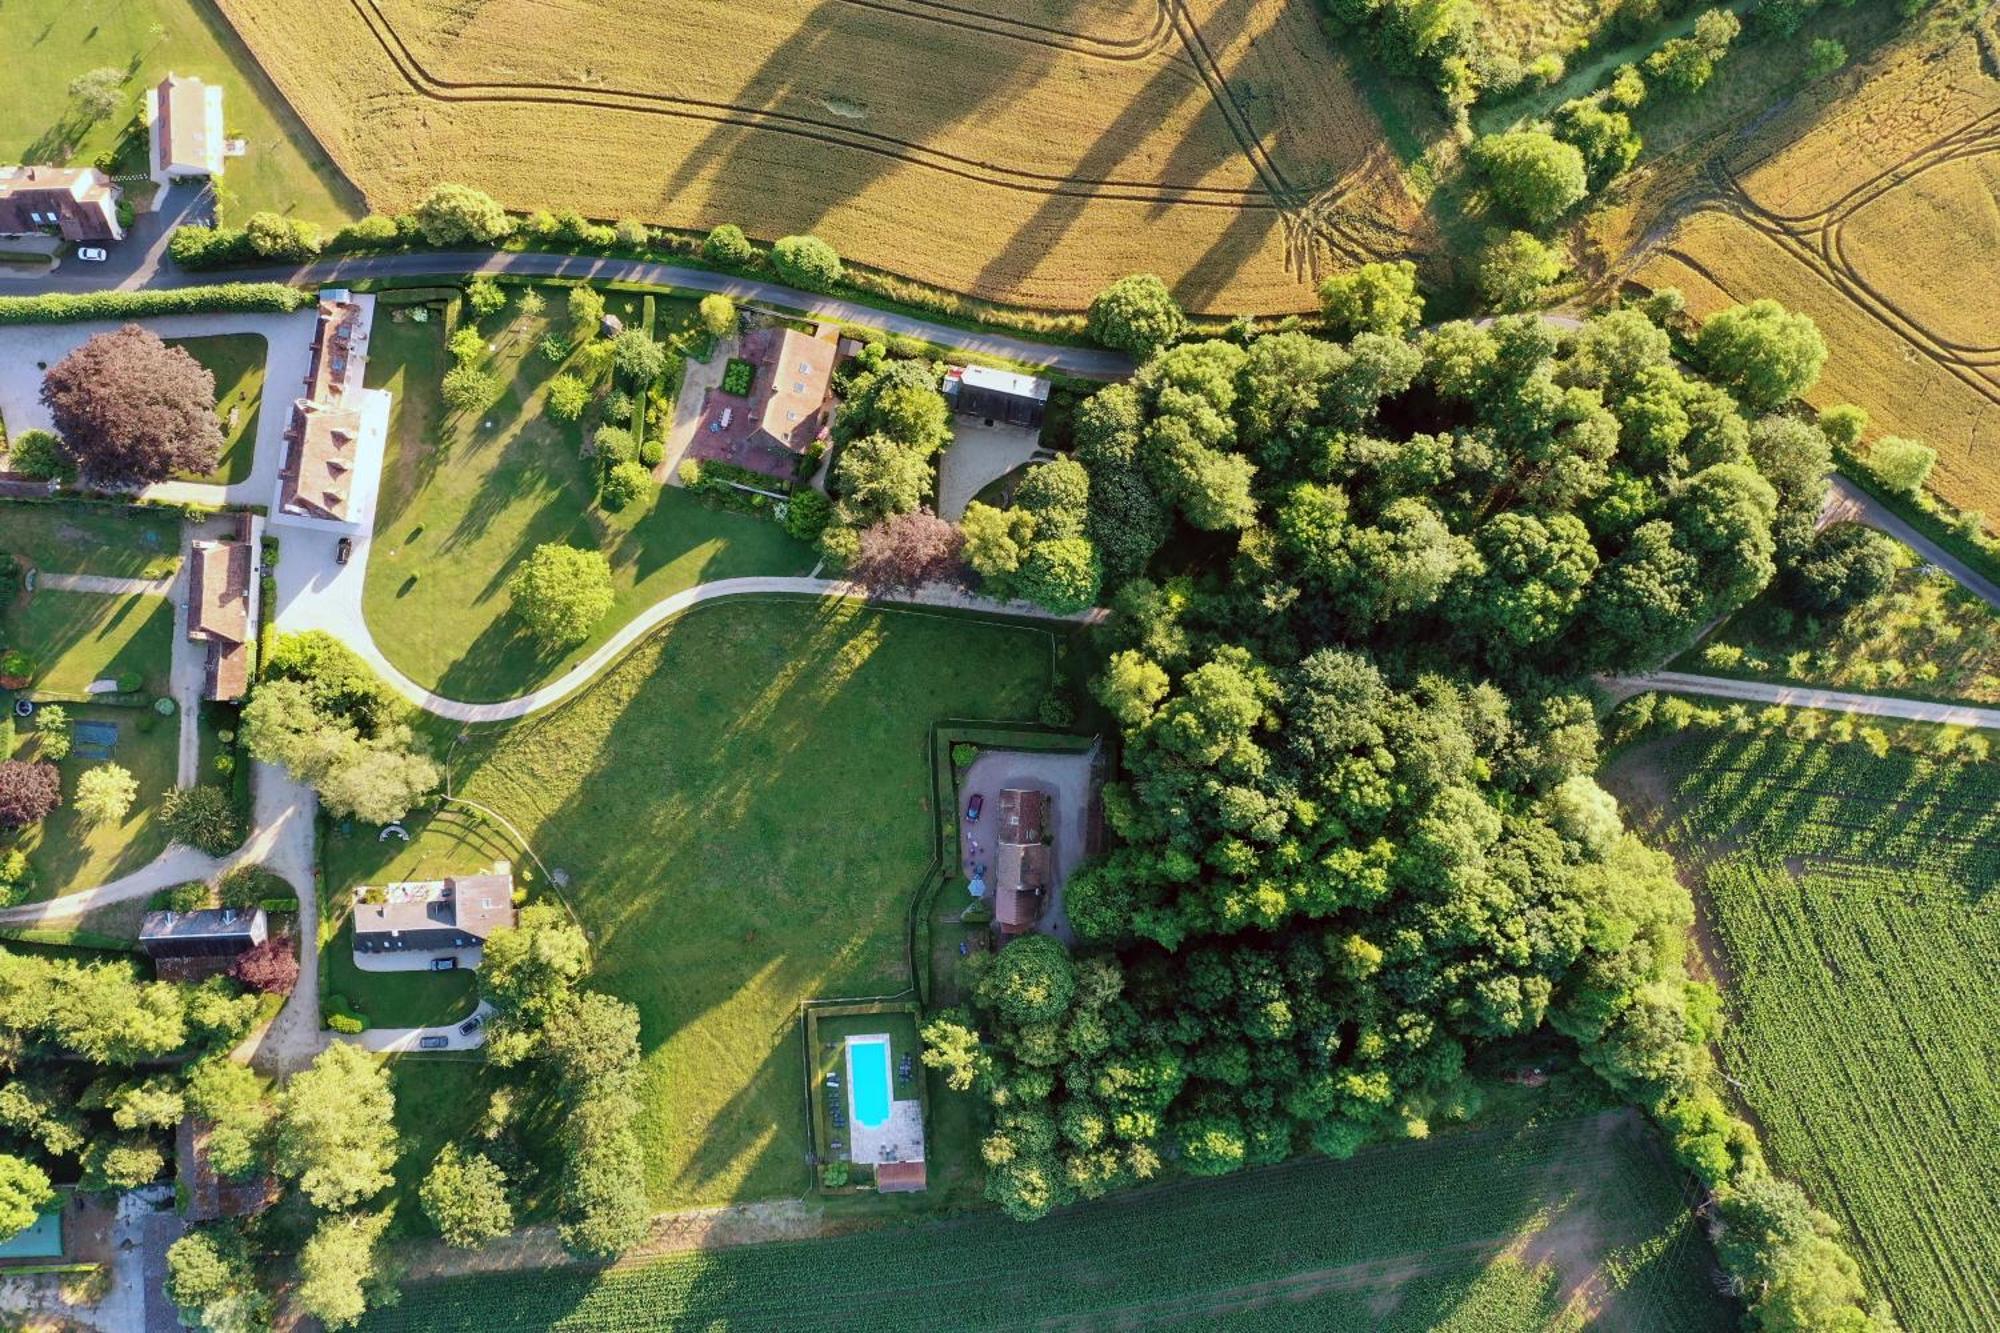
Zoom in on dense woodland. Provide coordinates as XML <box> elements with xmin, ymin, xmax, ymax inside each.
<box><xmin>922</xmin><ymin>296</ymin><xmax>1900</xmax><ymax>1331</ymax></box>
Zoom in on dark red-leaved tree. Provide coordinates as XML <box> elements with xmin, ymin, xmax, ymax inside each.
<box><xmin>0</xmin><ymin>761</ymin><xmax>61</xmax><ymax>830</ymax></box>
<box><xmin>849</xmin><ymin>508</ymin><xmax>967</xmax><ymax>593</ymax></box>
<box><xmin>40</xmin><ymin>324</ymin><xmax>222</xmax><ymax>485</ymax></box>
<box><xmin>231</xmin><ymin>935</ymin><xmax>300</xmax><ymax>995</ymax></box>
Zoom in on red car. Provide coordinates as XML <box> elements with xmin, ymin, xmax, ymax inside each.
<box><xmin>965</xmin><ymin>793</ymin><xmax>983</xmax><ymax>822</ymax></box>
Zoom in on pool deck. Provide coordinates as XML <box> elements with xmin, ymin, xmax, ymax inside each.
<box><xmin>844</xmin><ymin>1033</ymin><xmax>925</xmax><ymax>1169</ymax></box>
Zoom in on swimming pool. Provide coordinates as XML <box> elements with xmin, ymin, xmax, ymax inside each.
<box><xmin>846</xmin><ymin>1036</ymin><xmax>893</xmax><ymax>1130</ymax></box>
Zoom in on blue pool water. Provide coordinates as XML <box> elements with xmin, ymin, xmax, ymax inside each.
<box><xmin>848</xmin><ymin>1037</ymin><xmax>893</xmax><ymax>1129</ymax></box>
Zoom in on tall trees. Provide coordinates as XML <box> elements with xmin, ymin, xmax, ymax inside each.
<box><xmin>1317</xmin><ymin>260</ymin><xmax>1424</xmax><ymax>338</ymax></box>
<box><xmin>41</xmin><ymin>325</ymin><xmax>223</xmax><ymax>484</ymax></box>
<box><xmin>1694</xmin><ymin>300</ymin><xmax>1829</xmax><ymax>410</ymax></box>
<box><xmin>849</xmin><ymin>509</ymin><xmax>966</xmax><ymax>592</ymax></box>
<box><xmin>273</xmin><ymin>1044</ymin><xmax>396</xmax><ymax>1211</ymax></box>
<box><xmin>507</xmin><ymin>544</ymin><xmax>615</xmax><ymax>649</ymax></box>
<box><xmin>420</xmin><ymin>1145</ymin><xmax>516</xmax><ymax>1248</ymax></box>
<box><xmin>412</xmin><ymin>184</ymin><xmax>515</xmax><ymax>246</ymax></box>
<box><xmin>73</xmin><ymin>763</ymin><xmax>137</xmax><ymax>825</ymax></box>
<box><xmin>297</xmin><ymin>1209</ymin><xmax>393</xmax><ymax>1330</ymax></box>
<box><xmin>0</xmin><ymin>1155</ymin><xmax>53</xmax><ymax>1242</ymax></box>
<box><xmin>0</xmin><ymin>761</ymin><xmax>60</xmax><ymax>830</ymax></box>
<box><xmin>771</xmin><ymin>234</ymin><xmax>843</xmax><ymax>290</ymax></box>
<box><xmin>1472</xmin><ymin>131</ymin><xmax>1589</xmax><ymax>227</ymax></box>
<box><xmin>1087</xmin><ymin>275</ymin><xmax>1187</xmax><ymax>360</ymax></box>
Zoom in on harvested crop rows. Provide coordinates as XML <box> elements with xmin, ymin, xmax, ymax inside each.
<box><xmin>1635</xmin><ymin>731</ymin><xmax>2000</xmax><ymax>1332</ymax></box>
<box><xmin>213</xmin><ymin>0</ymin><xmax>1418</xmax><ymax>313</ymax></box>
<box><xmin>1631</xmin><ymin>30</ymin><xmax>2000</xmax><ymax>514</ymax></box>
<box><xmin>357</xmin><ymin>1112</ymin><xmax>1733</xmax><ymax>1332</ymax></box>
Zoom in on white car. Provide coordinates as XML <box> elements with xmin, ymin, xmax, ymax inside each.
<box><xmin>75</xmin><ymin>247</ymin><xmax>108</xmax><ymax>262</ymax></box>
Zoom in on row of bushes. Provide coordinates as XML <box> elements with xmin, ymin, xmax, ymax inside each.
<box><xmin>1610</xmin><ymin>689</ymin><xmax>1995</xmax><ymax>763</ymax></box>
<box><xmin>0</xmin><ymin>283</ymin><xmax>311</xmax><ymax>324</ymax></box>
<box><xmin>170</xmin><ymin>183</ymin><xmax>1096</xmax><ymax>338</ymax></box>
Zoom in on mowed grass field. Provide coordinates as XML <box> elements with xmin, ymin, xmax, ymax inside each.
<box><xmin>212</xmin><ymin>0</ymin><xmax>1419</xmax><ymax>312</ymax></box>
<box><xmin>165</xmin><ymin>333</ymin><xmax>265</xmax><ymax>485</ymax></box>
<box><xmin>356</xmin><ymin>1110</ymin><xmax>1732</xmax><ymax>1332</ymax></box>
<box><xmin>360</xmin><ymin>289</ymin><xmax>814</xmax><ymax>701</ymax></box>
<box><xmin>0</xmin><ymin>0</ymin><xmax>358</xmax><ymax>222</ymax></box>
<box><xmin>1630</xmin><ymin>26</ymin><xmax>2000</xmax><ymax>516</ymax></box>
<box><xmin>1610</xmin><ymin>730</ymin><xmax>2000</xmax><ymax>1332</ymax></box>
<box><xmin>435</xmin><ymin>598</ymin><xmax>1052</xmax><ymax>1208</ymax></box>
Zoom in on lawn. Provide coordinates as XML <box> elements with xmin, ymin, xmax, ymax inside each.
<box><xmin>212</xmin><ymin>0</ymin><xmax>1420</xmax><ymax>313</ymax></box>
<box><xmin>0</xmin><ymin>0</ymin><xmax>361</xmax><ymax>223</ymax></box>
<box><xmin>426</xmin><ymin>597</ymin><xmax>1053</xmax><ymax>1208</ymax></box>
<box><xmin>0</xmin><ymin>500</ymin><xmax>179</xmax><ymax>579</ymax></box>
<box><xmin>320</xmin><ymin>807</ymin><xmax>517</xmax><ymax>1030</ymax></box>
<box><xmin>166</xmin><ymin>333</ymin><xmax>265</xmax><ymax>486</ymax></box>
<box><xmin>360</xmin><ymin>288</ymin><xmax>816</xmax><ymax>702</ymax></box>
<box><xmin>2</xmin><ymin>591</ymin><xmax>179</xmax><ymax>903</ymax></box>
<box><xmin>357</xmin><ymin>1109</ymin><xmax>1732</xmax><ymax>1331</ymax></box>
<box><xmin>1608</xmin><ymin>729</ymin><xmax>2000</xmax><ymax>1332</ymax></box>
<box><xmin>1677</xmin><ymin>536</ymin><xmax>2000</xmax><ymax>704</ymax></box>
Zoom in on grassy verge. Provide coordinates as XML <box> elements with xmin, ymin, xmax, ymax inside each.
<box><xmin>358</xmin><ymin>288</ymin><xmax>813</xmax><ymax>701</ymax></box>
<box><xmin>166</xmin><ymin>333</ymin><xmax>266</xmax><ymax>485</ymax></box>
<box><xmin>0</xmin><ymin>500</ymin><xmax>179</xmax><ymax>577</ymax></box>
<box><xmin>422</xmin><ymin>597</ymin><xmax>1049</xmax><ymax>1209</ymax></box>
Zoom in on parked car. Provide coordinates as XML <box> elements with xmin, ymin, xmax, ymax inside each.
<box><xmin>458</xmin><ymin>1015</ymin><xmax>484</xmax><ymax>1036</ymax></box>
<box><xmin>336</xmin><ymin>536</ymin><xmax>353</xmax><ymax>565</ymax></box>
<box><xmin>965</xmin><ymin>793</ymin><xmax>983</xmax><ymax>822</ymax></box>
<box><xmin>76</xmin><ymin>247</ymin><xmax>108</xmax><ymax>263</ymax></box>
<box><xmin>429</xmin><ymin>956</ymin><xmax>457</xmax><ymax>971</ymax></box>
<box><xmin>418</xmin><ymin>1035</ymin><xmax>449</xmax><ymax>1050</ymax></box>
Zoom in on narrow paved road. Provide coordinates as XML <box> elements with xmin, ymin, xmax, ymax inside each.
<box><xmin>1602</xmin><ymin>671</ymin><xmax>2000</xmax><ymax>730</ymax></box>
<box><xmin>1824</xmin><ymin>475</ymin><xmax>2000</xmax><ymax>612</ymax></box>
<box><xmin>34</xmin><ymin>249</ymin><xmax>1132</xmax><ymax>379</ymax></box>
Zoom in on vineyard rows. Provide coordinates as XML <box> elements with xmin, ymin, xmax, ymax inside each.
<box><xmin>1649</xmin><ymin>730</ymin><xmax>2000</xmax><ymax>1332</ymax></box>
<box><xmin>359</xmin><ymin>1114</ymin><xmax>1732</xmax><ymax>1332</ymax></box>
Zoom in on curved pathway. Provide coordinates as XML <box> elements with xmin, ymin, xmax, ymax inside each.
<box><xmin>1601</xmin><ymin>671</ymin><xmax>2000</xmax><ymax>730</ymax></box>
<box><xmin>1823</xmin><ymin>475</ymin><xmax>2000</xmax><ymax>613</ymax></box>
<box><xmin>37</xmin><ymin>249</ymin><xmax>1132</xmax><ymax>379</ymax></box>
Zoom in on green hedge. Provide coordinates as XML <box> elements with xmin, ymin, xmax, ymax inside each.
<box><xmin>0</xmin><ymin>283</ymin><xmax>310</xmax><ymax>324</ymax></box>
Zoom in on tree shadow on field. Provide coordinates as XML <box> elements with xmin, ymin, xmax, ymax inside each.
<box><xmin>966</xmin><ymin>0</ymin><xmax>1271</xmax><ymax>303</ymax></box>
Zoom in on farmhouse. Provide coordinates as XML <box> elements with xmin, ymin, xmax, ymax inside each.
<box><xmin>993</xmin><ymin>787</ymin><xmax>1051</xmax><ymax>935</ymax></box>
<box><xmin>352</xmin><ymin>871</ymin><xmax>515</xmax><ymax>969</ymax></box>
<box><xmin>689</xmin><ymin>326</ymin><xmax>836</xmax><ymax>481</ymax></box>
<box><xmin>0</xmin><ymin>166</ymin><xmax>123</xmax><ymax>243</ymax></box>
<box><xmin>945</xmin><ymin>365</ymin><xmax>1051</xmax><ymax>431</ymax></box>
<box><xmin>185</xmin><ymin>516</ymin><xmax>256</xmax><ymax>702</ymax></box>
<box><xmin>139</xmin><ymin>908</ymin><xmax>268</xmax><ymax>962</ymax></box>
<box><xmin>148</xmin><ymin>73</ymin><xmax>226</xmax><ymax>179</ymax></box>
<box><xmin>275</xmin><ymin>293</ymin><xmax>388</xmax><ymax>532</ymax></box>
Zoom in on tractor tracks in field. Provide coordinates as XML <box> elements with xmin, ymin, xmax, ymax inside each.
<box><xmin>1640</xmin><ymin>104</ymin><xmax>2000</xmax><ymax>414</ymax></box>
<box><xmin>340</xmin><ymin>0</ymin><xmax>1376</xmax><ymax>272</ymax></box>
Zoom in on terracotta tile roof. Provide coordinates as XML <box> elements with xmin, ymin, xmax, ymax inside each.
<box><xmin>994</xmin><ymin>842</ymin><xmax>1051</xmax><ymax>930</ymax></box>
<box><xmin>875</xmin><ymin>1160</ymin><xmax>928</xmax><ymax>1193</ymax></box>
<box><xmin>0</xmin><ymin>166</ymin><xmax>122</xmax><ymax>242</ymax></box>
<box><xmin>188</xmin><ymin>539</ymin><xmax>250</xmax><ymax>644</ymax></box>
<box><xmin>997</xmin><ymin>788</ymin><xmax>1045</xmax><ymax>846</ymax></box>
<box><xmin>279</xmin><ymin>401</ymin><xmax>362</xmax><ymax>521</ymax></box>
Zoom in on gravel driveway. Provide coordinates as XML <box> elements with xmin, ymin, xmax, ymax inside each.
<box><xmin>958</xmin><ymin>744</ymin><xmax>1100</xmax><ymax>945</ymax></box>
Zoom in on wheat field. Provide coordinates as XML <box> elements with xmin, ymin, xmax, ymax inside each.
<box><xmin>212</xmin><ymin>0</ymin><xmax>1420</xmax><ymax>313</ymax></box>
<box><xmin>1630</xmin><ymin>29</ymin><xmax>2000</xmax><ymax>515</ymax></box>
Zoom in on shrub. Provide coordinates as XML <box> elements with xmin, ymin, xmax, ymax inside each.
<box><xmin>601</xmin><ymin>459</ymin><xmax>654</xmax><ymax>511</ymax></box>
<box><xmin>333</xmin><ymin>214</ymin><xmax>400</xmax><ymax>248</ymax></box>
<box><xmin>545</xmin><ymin>374</ymin><xmax>589</xmax><ymax>422</ymax></box>
<box><xmin>677</xmin><ymin>459</ymin><xmax>703</xmax><ymax>489</ymax></box>
<box><xmin>1807</xmin><ymin>37</ymin><xmax>1848</xmax><ymax>78</ymax></box>
<box><xmin>538</xmin><ymin>332</ymin><xmax>571</xmax><ymax>363</ymax></box>
<box><xmin>720</xmin><ymin>358</ymin><xmax>755</xmax><ymax>396</ymax></box>
<box><xmin>1038</xmin><ymin>692</ymin><xmax>1077</xmax><ymax>728</ymax></box>
<box><xmin>784</xmin><ymin>488</ymin><xmax>832</xmax><ymax>542</ymax></box>
<box><xmin>412</xmin><ymin>184</ymin><xmax>515</xmax><ymax>246</ymax></box>
<box><xmin>703</xmin><ymin>224</ymin><xmax>755</xmax><ymax>265</ymax></box>
<box><xmin>639</xmin><ymin>439</ymin><xmax>664</xmax><ymax>468</ymax></box>
<box><xmin>1866</xmin><ymin>437</ymin><xmax>1937</xmax><ymax>498</ymax></box>
<box><xmin>1476</xmin><ymin>231</ymin><xmax>1563</xmax><ymax>313</ymax></box>
<box><xmin>951</xmin><ymin>743</ymin><xmax>978</xmax><ymax>769</ymax></box>
<box><xmin>1472</xmin><ymin>131</ymin><xmax>1589</xmax><ymax>228</ymax></box>
<box><xmin>614</xmin><ymin>218</ymin><xmax>651</xmax><ymax>249</ymax></box>
<box><xmin>73</xmin><ymin>763</ymin><xmax>137</xmax><ymax>826</ymax></box>
<box><xmin>819</xmin><ymin>1161</ymin><xmax>849</xmax><ymax>1189</ymax></box>
<box><xmin>465</xmin><ymin>277</ymin><xmax>507</xmax><ymax>318</ymax></box>
<box><xmin>7</xmin><ymin>429</ymin><xmax>72</xmax><ymax>481</ymax></box>
<box><xmin>327</xmin><ymin>1013</ymin><xmax>364</xmax><ymax>1035</ymax></box>
<box><xmin>233</xmin><ymin>936</ymin><xmax>299</xmax><ymax>995</ymax></box>
<box><xmin>592</xmin><ymin>425</ymin><xmax>636</xmax><ymax>465</ymax></box>
<box><xmin>441</xmin><ymin>366</ymin><xmax>500</xmax><ymax>412</ymax></box>
<box><xmin>167</xmin><ymin>881</ymin><xmax>210</xmax><ymax>913</ymax></box>
<box><xmin>0</xmin><ymin>761</ymin><xmax>61</xmax><ymax>831</ymax></box>
<box><xmin>243</xmin><ymin>212</ymin><xmax>321</xmax><ymax>261</ymax></box>
<box><xmin>771</xmin><ymin>234</ymin><xmax>843</xmax><ymax>290</ymax></box>
<box><xmin>698</xmin><ymin>294</ymin><xmax>737</xmax><ymax>337</ymax></box>
<box><xmin>1317</xmin><ymin>261</ymin><xmax>1423</xmax><ymax>338</ymax></box>
<box><xmin>159</xmin><ymin>785</ymin><xmax>243</xmax><ymax>856</ymax></box>
<box><xmin>1087</xmin><ymin>275</ymin><xmax>1186</xmax><ymax>359</ymax></box>
<box><xmin>219</xmin><ymin>865</ymin><xmax>291</xmax><ymax>910</ymax></box>
<box><xmin>0</xmin><ymin>284</ymin><xmax>309</xmax><ymax>324</ymax></box>
<box><xmin>0</xmin><ymin>850</ymin><xmax>36</xmax><ymax>909</ymax></box>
